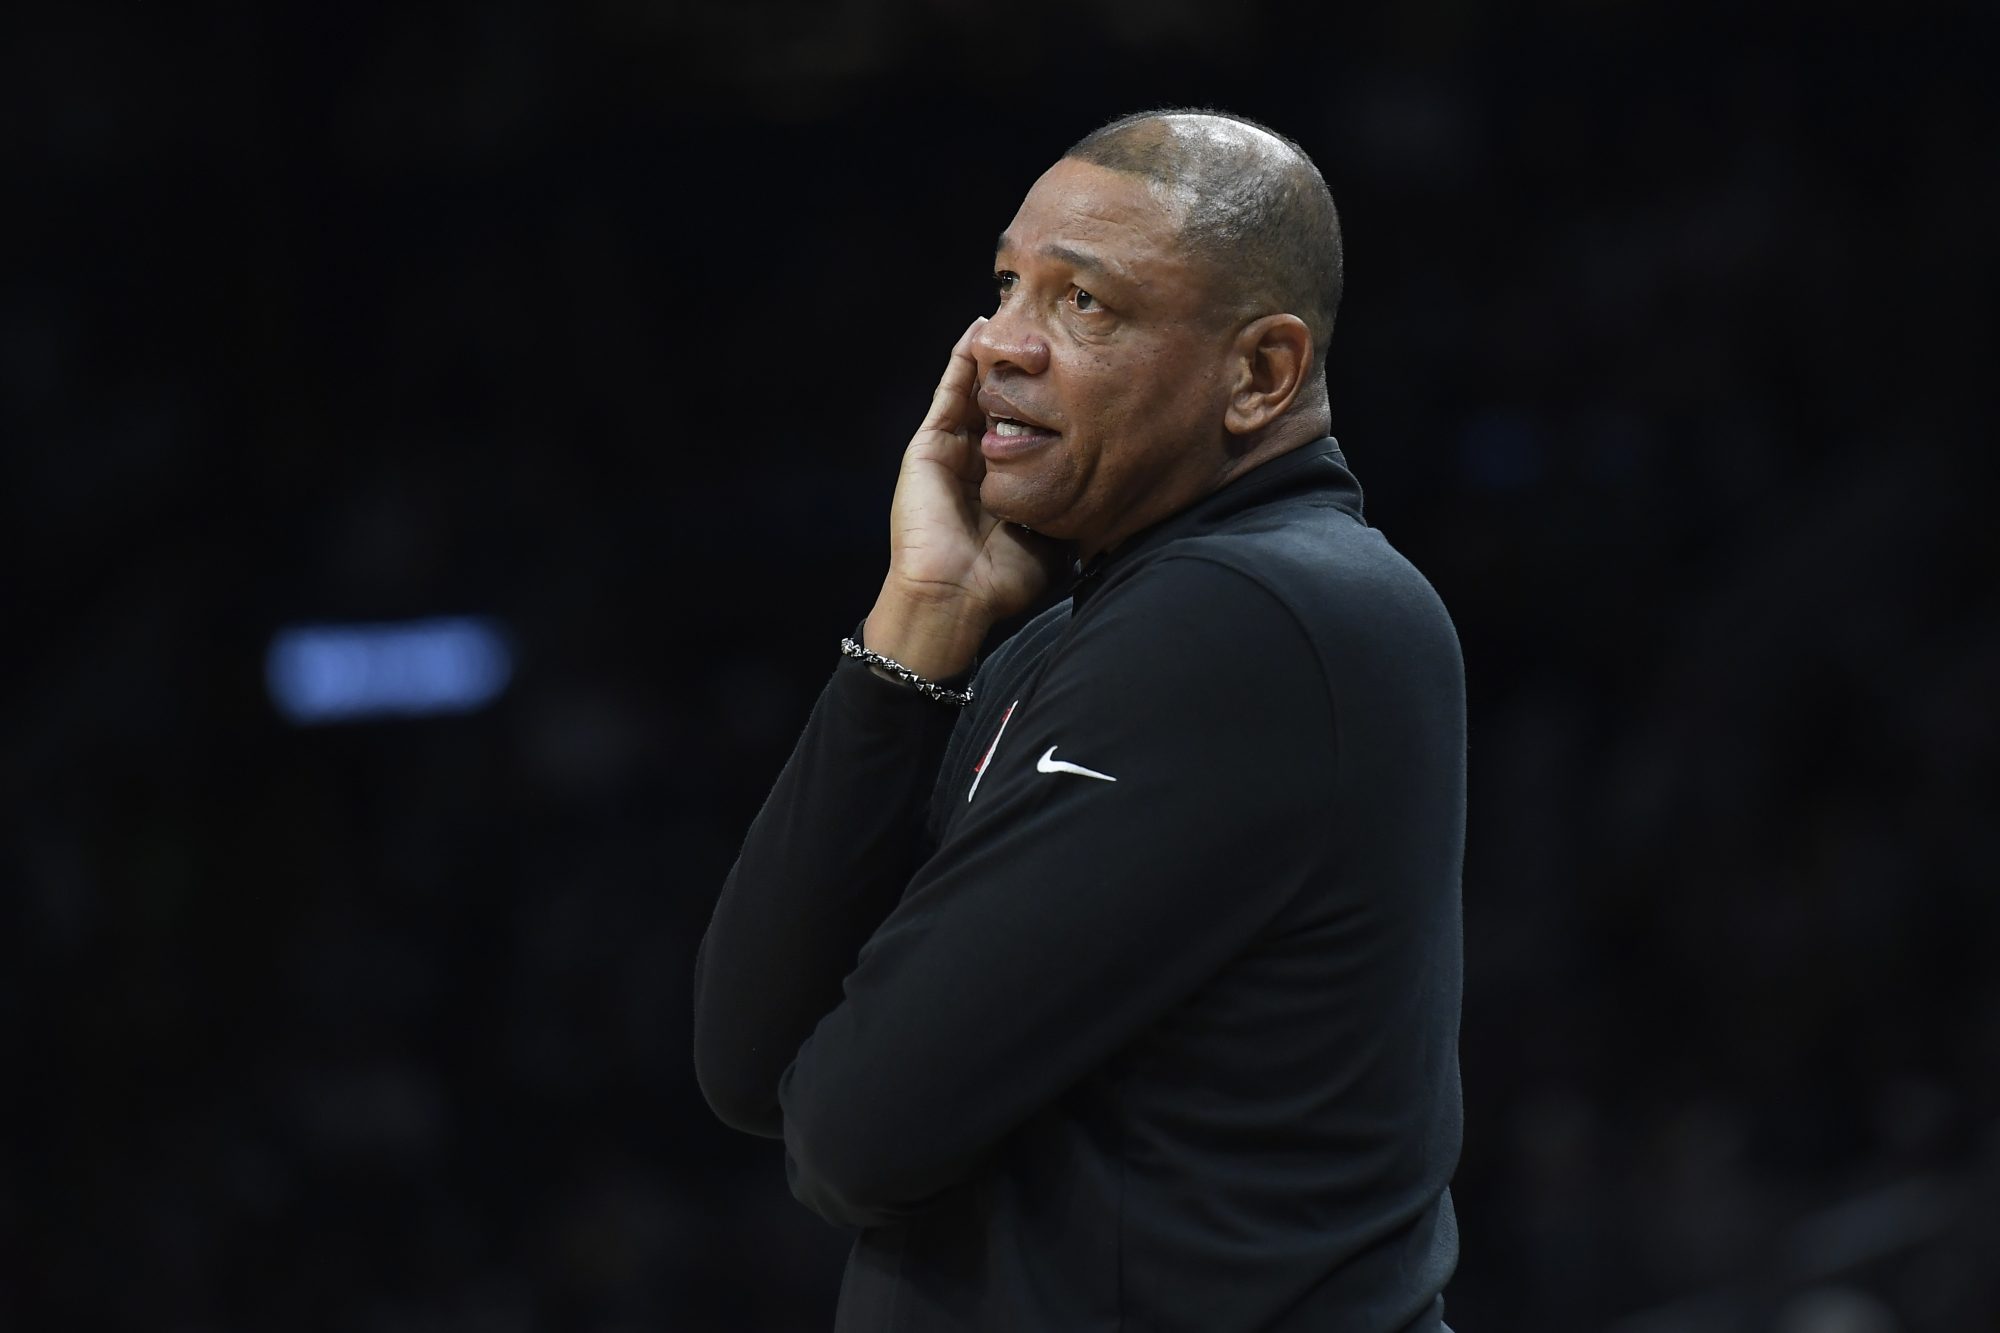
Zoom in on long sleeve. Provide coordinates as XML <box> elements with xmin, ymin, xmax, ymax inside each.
<box><xmin>692</xmin><ymin>654</ymin><xmax>962</xmax><ymax>1138</ymax></box>
<box><xmin>778</xmin><ymin>557</ymin><xmax>1348</xmax><ymax>1228</ymax></box>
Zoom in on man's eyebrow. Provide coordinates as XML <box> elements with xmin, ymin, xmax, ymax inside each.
<box><xmin>993</xmin><ymin>233</ymin><xmax>1121</xmax><ymax>283</ymax></box>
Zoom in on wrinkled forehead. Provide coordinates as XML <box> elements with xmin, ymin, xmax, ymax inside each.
<box><xmin>1000</xmin><ymin>159</ymin><xmax>1241</xmax><ymax>324</ymax></box>
<box><xmin>1003</xmin><ymin>159</ymin><xmax>1188</xmax><ymax>261</ymax></box>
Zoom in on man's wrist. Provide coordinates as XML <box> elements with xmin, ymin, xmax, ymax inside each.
<box><xmin>840</xmin><ymin>638</ymin><xmax>974</xmax><ymax>706</ymax></box>
<box><xmin>863</xmin><ymin>580</ymin><xmax>994</xmax><ymax>682</ymax></box>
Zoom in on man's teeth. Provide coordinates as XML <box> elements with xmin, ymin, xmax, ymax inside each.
<box><xmin>993</xmin><ymin>418</ymin><xmax>1041</xmax><ymax>438</ymax></box>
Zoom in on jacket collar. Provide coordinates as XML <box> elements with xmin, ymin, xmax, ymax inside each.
<box><xmin>1070</xmin><ymin>438</ymin><xmax>1364</xmax><ymax>608</ymax></box>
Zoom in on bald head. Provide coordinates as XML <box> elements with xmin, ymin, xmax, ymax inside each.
<box><xmin>1064</xmin><ymin>110</ymin><xmax>1344</xmax><ymax>391</ymax></box>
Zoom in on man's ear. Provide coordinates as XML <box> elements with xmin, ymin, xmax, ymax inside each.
<box><xmin>1223</xmin><ymin>314</ymin><xmax>1313</xmax><ymax>437</ymax></box>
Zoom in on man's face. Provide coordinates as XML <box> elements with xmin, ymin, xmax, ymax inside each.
<box><xmin>972</xmin><ymin>158</ymin><xmax>1238</xmax><ymax>556</ymax></box>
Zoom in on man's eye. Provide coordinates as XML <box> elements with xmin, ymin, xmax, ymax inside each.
<box><xmin>994</xmin><ymin>271</ymin><xmax>1017</xmax><ymax>295</ymax></box>
<box><xmin>1073</xmin><ymin>288</ymin><xmax>1098</xmax><ymax>312</ymax></box>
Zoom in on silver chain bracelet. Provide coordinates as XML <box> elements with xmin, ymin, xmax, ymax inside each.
<box><xmin>839</xmin><ymin>637</ymin><xmax>974</xmax><ymax>707</ymax></box>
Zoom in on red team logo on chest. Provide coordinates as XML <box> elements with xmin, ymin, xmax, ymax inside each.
<box><xmin>967</xmin><ymin>699</ymin><xmax>1020</xmax><ymax>803</ymax></box>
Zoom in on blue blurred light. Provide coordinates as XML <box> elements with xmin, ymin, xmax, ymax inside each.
<box><xmin>266</xmin><ymin>617</ymin><xmax>513</xmax><ymax>725</ymax></box>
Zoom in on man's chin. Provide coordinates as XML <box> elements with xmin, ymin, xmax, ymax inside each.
<box><xmin>979</xmin><ymin>474</ymin><xmax>1068</xmax><ymax>537</ymax></box>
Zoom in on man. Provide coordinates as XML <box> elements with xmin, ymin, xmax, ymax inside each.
<box><xmin>694</xmin><ymin>109</ymin><xmax>1465</xmax><ymax>1331</ymax></box>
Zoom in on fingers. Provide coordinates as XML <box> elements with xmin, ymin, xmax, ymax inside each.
<box><xmin>920</xmin><ymin>316</ymin><xmax>988</xmax><ymax>433</ymax></box>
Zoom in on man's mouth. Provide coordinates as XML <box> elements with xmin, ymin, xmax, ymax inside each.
<box><xmin>982</xmin><ymin>415</ymin><xmax>1060</xmax><ymax>460</ymax></box>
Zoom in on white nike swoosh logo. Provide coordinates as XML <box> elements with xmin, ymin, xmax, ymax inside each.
<box><xmin>1036</xmin><ymin>746</ymin><xmax>1117</xmax><ymax>783</ymax></box>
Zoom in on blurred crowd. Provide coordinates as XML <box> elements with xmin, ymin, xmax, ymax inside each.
<box><xmin>4</xmin><ymin>2</ymin><xmax>1995</xmax><ymax>1329</ymax></box>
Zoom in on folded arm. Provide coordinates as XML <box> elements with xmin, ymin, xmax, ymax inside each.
<box><xmin>777</xmin><ymin>558</ymin><xmax>1337</xmax><ymax>1228</ymax></box>
<box><xmin>692</xmin><ymin>658</ymin><xmax>962</xmax><ymax>1137</ymax></box>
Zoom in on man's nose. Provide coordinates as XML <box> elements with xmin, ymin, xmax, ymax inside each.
<box><xmin>972</xmin><ymin>308</ymin><xmax>1050</xmax><ymax>378</ymax></box>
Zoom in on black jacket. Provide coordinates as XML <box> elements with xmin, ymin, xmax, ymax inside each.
<box><xmin>694</xmin><ymin>440</ymin><xmax>1466</xmax><ymax>1331</ymax></box>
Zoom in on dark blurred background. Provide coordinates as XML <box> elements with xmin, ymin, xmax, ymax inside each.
<box><xmin>5</xmin><ymin>1</ymin><xmax>1997</xmax><ymax>1329</ymax></box>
